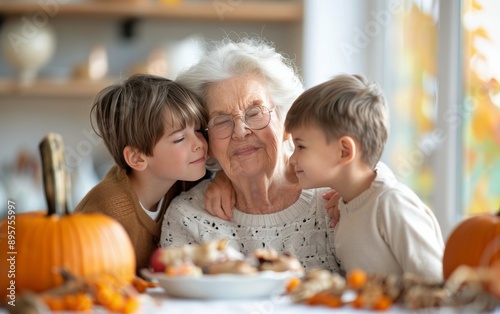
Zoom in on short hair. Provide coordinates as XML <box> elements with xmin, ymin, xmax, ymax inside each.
<box><xmin>175</xmin><ymin>37</ymin><xmax>304</xmax><ymax>121</ymax></box>
<box><xmin>285</xmin><ymin>74</ymin><xmax>389</xmax><ymax>168</ymax></box>
<box><xmin>91</xmin><ymin>74</ymin><xmax>206</xmax><ymax>171</ymax></box>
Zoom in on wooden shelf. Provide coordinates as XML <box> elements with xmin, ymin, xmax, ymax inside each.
<box><xmin>0</xmin><ymin>1</ymin><xmax>303</xmax><ymax>22</ymax></box>
<box><xmin>0</xmin><ymin>79</ymin><xmax>116</xmax><ymax>98</ymax></box>
<box><xmin>0</xmin><ymin>1</ymin><xmax>303</xmax><ymax>98</ymax></box>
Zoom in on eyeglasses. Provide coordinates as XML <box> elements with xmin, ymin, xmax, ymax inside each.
<box><xmin>206</xmin><ymin>105</ymin><xmax>273</xmax><ymax>139</ymax></box>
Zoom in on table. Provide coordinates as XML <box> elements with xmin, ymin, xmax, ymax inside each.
<box><xmin>137</xmin><ymin>288</ymin><xmax>500</xmax><ymax>314</ymax></box>
<box><xmin>1</xmin><ymin>287</ymin><xmax>498</xmax><ymax>313</ymax></box>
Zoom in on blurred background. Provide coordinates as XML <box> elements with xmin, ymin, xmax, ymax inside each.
<box><xmin>0</xmin><ymin>0</ymin><xmax>498</xmax><ymax>240</ymax></box>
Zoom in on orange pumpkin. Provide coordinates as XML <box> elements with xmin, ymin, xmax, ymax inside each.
<box><xmin>442</xmin><ymin>209</ymin><xmax>500</xmax><ymax>279</ymax></box>
<box><xmin>0</xmin><ymin>133</ymin><xmax>135</xmax><ymax>297</ymax></box>
<box><xmin>0</xmin><ymin>209</ymin><xmax>136</xmax><ymax>296</ymax></box>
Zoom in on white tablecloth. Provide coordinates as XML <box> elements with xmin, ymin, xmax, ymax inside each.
<box><xmin>138</xmin><ymin>288</ymin><xmax>499</xmax><ymax>314</ymax></box>
<box><xmin>1</xmin><ymin>288</ymin><xmax>499</xmax><ymax>314</ymax></box>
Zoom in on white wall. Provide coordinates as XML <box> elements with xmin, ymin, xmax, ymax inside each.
<box><xmin>302</xmin><ymin>0</ymin><xmax>388</xmax><ymax>88</ymax></box>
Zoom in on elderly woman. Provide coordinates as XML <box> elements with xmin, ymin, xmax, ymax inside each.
<box><xmin>160</xmin><ymin>38</ymin><xmax>338</xmax><ymax>271</ymax></box>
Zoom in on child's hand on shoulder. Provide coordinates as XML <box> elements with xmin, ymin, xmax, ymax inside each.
<box><xmin>204</xmin><ymin>171</ymin><xmax>235</xmax><ymax>220</ymax></box>
<box><xmin>323</xmin><ymin>190</ymin><xmax>340</xmax><ymax>227</ymax></box>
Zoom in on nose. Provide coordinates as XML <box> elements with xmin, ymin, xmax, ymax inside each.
<box><xmin>289</xmin><ymin>150</ymin><xmax>297</xmax><ymax>165</ymax></box>
<box><xmin>193</xmin><ymin>132</ymin><xmax>207</xmax><ymax>151</ymax></box>
<box><xmin>231</xmin><ymin>116</ymin><xmax>251</xmax><ymax>140</ymax></box>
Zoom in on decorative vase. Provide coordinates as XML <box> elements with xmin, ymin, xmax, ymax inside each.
<box><xmin>0</xmin><ymin>18</ymin><xmax>56</xmax><ymax>85</ymax></box>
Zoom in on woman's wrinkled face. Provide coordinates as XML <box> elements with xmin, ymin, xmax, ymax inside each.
<box><xmin>205</xmin><ymin>73</ymin><xmax>284</xmax><ymax>179</ymax></box>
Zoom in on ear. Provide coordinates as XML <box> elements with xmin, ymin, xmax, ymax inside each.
<box><xmin>283</xmin><ymin>131</ymin><xmax>291</xmax><ymax>142</ymax></box>
<box><xmin>338</xmin><ymin>136</ymin><xmax>356</xmax><ymax>164</ymax></box>
<box><xmin>123</xmin><ymin>146</ymin><xmax>147</xmax><ymax>171</ymax></box>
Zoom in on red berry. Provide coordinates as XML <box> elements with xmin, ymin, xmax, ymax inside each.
<box><xmin>149</xmin><ymin>248</ymin><xmax>165</xmax><ymax>272</ymax></box>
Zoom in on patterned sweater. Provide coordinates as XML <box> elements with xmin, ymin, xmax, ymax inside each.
<box><xmin>161</xmin><ymin>179</ymin><xmax>339</xmax><ymax>272</ymax></box>
<box><xmin>74</xmin><ymin>165</ymin><xmax>191</xmax><ymax>272</ymax></box>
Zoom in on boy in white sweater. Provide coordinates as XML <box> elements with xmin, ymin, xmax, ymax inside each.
<box><xmin>284</xmin><ymin>74</ymin><xmax>444</xmax><ymax>281</ymax></box>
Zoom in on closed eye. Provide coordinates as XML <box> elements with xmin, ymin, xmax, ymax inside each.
<box><xmin>173</xmin><ymin>137</ymin><xmax>185</xmax><ymax>144</ymax></box>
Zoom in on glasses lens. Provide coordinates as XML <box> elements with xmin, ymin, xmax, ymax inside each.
<box><xmin>207</xmin><ymin>106</ymin><xmax>272</xmax><ymax>139</ymax></box>
<box><xmin>244</xmin><ymin>106</ymin><xmax>270</xmax><ymax>129</ymax></box>
<box><xmin>208</xmin><ymin>115</ymin><xmax>233</xmax><ymax>139</ymax></box>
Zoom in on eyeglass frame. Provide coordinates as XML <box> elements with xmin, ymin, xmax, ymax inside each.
<box><xmin>205</xmin><ymin>105</ymin><xmax>274</xmax><ymax>139</ymax></box>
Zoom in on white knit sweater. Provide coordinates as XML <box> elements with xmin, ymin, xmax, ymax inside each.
<box><xmin>161</xmin><ymin>179</ymin><xmax>339</xmax><ymax>272</ymax></box>
<box><xmin>334</xmin><ymin>162</ymin><xmax>444</xmax><ymax>280</ymax></box>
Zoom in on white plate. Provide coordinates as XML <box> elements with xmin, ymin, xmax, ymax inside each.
<box><xmin>141</xmin><ymin>268</ymin><xmax>296</xmax><ymax>299</ymax></box>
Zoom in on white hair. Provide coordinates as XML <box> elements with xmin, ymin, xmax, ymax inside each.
<box><xmin>176</xmin><ymin>37</ymin><xmax>304</xmax><ymax>121</ymax></box>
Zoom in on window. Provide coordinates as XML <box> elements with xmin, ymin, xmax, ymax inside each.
<box><xmin>384</xmin><ymin>0</ymin><xmax>499</xmax><ymax>236</ymax></box>
<box><xmin>461</xmin><ymin>0</ymin><xmax>500</xmax><ymax>215</ymax></box>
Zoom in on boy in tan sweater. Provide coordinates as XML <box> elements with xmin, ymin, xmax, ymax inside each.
<box><xmin>75</xmin><ymin>74</ymin><xmax>208</xmax><ymax>271</ymax></box>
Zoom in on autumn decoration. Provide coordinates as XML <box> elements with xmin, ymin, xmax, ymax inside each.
<box><xmin>442</xmin><ymin>209</ymin><xmax>500</xmax><ymax>279</ymax></box>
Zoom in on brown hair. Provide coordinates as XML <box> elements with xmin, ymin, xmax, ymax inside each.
<box><xmin>91</xmin><ymin>74</ymin><xmax>206</xmax><ymax>171</ymax></box>
<box><xmin>285</xmin><ymin>74</ymin><xmax>389</xmax><ymax>168</ymax></box>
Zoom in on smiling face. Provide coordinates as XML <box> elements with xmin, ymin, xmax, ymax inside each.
<box><xmin>145</xmin><ymin>109</ymin><xmax>208</xmax><ymax>182</ymax></box>
<box><xmin>205</xmin><ymin>74</ymin><xmax>284</xmax><ymax>179</ymax></box>
<box><xmin>289</xmin><ymin>125</ymin><xmax>343</xmax><ymax>189</ymax></box>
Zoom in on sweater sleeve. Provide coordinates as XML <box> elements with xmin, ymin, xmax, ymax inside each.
<box><xmin>376</xmin><ymin>188</ymin><xmax>445</xmax><ymax>281</ymax></box>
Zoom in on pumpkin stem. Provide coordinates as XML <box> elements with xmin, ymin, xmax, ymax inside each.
<box><xmin>39</xmin><ymin>133</ymin><xmax>71</xmax><ymax>216</ymax></box>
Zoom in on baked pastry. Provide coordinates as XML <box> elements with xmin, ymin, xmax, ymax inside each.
<box><xmin>204</xmin><ymin>260</ymin><xmax>257</xmax><ymax>275</ymax></box>
<box><xmin>150</xmin><ymin>241</ymin><xmax>304</xmax><ymax>278</ymax></box>
<box><xmin>254</xmin><ymin>249</ymin><xmax>304</xmax><ymax>274</ymax></box>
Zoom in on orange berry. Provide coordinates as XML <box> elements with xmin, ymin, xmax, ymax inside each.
<box><xmin>307</xmin><ymin>293</ymin><xmax>322</xmax><ymax>306</ymax></box>
<box><xmin>76</xmin><ymin>293</ymin><xmax>93</xmax><ymax>311</ymax></box>
<box><xmin>286</xmin><ymin>277</ymin><xmax>301</xmax><ymax>292</ymax></box>
<box><xmin>131</xmin><ymin>276</ymin><xmax>157</xmax><ymax>292</ymax></box>
<box><xmin>122</xmin><ymin>296</ymin><xmax>140</xmax><ymax>314</ymax></box>
<box><xmin>43</xmin><ymin>295</ymin><xmax>65</xmax><ymax>311</ymax></box>
<box><xmin>132</xmin><ymin>277</ymin><xmax>149</xmax><ymax>293</ymax></box>
<box><xmin>352</xmin><ymin>295</ymin><xmax>364</xmax><ymax>309</ymax></box>
<box><xmin>63</xmin><ymin>294</ymin><xmax>78</xmax><ymax>311</ymax></box>
<box><xmin>63</xmin><ymin>293</ymin><xmax>93</xmax><ymax>311</ymax></box>
<box><xmin>322</xmin><ymin>295</ymin><xmax>342</xmax><ymax>308</ymax></box>
<box><xmin>373</xmin><ymin>295</ymin><xmax>392</xmax><ymax>311</ymax></box>
<box><xmin>347</xmin><ymin>269</ymin><xmax>367</xmax><ymax>290</ymax></box>
<box><xmin>95</xmin><ymin>285</ymin><xmax>116</xmax><ymax>306</ymax></box>
<box><xmin>307</xmin><ymin>292</ymin><xmax>342</xmax><ymax>308</ymax></box>
<box><xmin>106</xmin><ymin>292</ymin><xmax>126</xmax><ymax>312</ymax></box>
<box><xmin>147</xmin><ymin>281</ymin><xmax>159</xmax><ymax>288</ymax></box>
